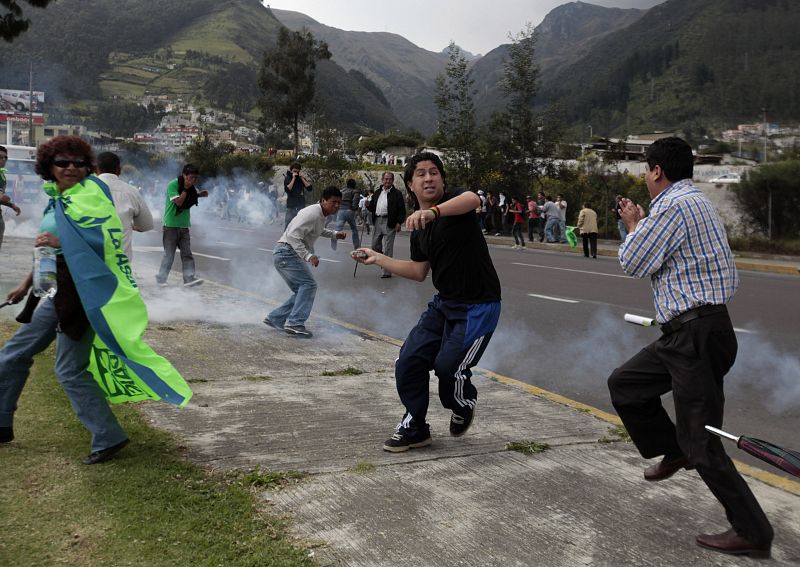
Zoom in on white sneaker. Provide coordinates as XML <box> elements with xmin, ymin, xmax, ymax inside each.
<box><xmin>183</xmin><ymin>277</ymin><xmax>204</xmax><ymax>287</ymax></box>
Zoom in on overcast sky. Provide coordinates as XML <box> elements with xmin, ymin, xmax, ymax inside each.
<box><xmin>265</xmin><ymin>0</ymin><xmax>665</xmax><ymax>55</ymax></box>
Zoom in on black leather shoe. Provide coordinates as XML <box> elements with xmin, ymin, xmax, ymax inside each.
<box><xmin>82</xmin><ymin>439</ymin><xmax>129</xmax><ymax>465</ymax></box>
<box><xmin>643</xmin><ymin>455</ymin><xmax>693</xmax><ymax>481</ymax></box>
<box><xmin>0</xmin><ymin>426</ymin><xmax>13</xmax><ymax>443</ymax></box>
<box><xmin>696</xmin><ymin>529</ymin><xmax>771</xmax><ymax>558</ymax></box>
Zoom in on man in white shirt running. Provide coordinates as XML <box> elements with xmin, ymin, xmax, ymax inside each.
<box><xmin>96</xmin><ymin>152</ymin><xmax>154</xmax><ymax>262</ymax></box>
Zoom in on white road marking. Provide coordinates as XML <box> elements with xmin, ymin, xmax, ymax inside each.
<box><xmin>193</xmin><ymin>252</ymin><xmax>230</xmax><ymax>261</ymax></box>
<box><xmin>513</xmin><ymin>262</ymin><xmax>629</xmax><ymax>279</ymax></box>
<box><xmin>134</xmin><ymin>246</ymin><xmax>229</xmax><ymax>261</ymax></box>
<box><xmin>528</xmin><ymin>293</ymin><xmax>580</xmax><ymax>304</ymax></box>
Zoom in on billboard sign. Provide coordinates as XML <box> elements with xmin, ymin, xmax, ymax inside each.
<box><xmin>0</xmin><ymin>89</ymin><xmax>44</xmax><ymax>116</ymax></box>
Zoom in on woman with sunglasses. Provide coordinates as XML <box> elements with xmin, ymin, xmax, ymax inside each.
<box><xmin>0</xmin><ymin>136</ymin><xmax>190</xmax><ymax>464</ymax></box>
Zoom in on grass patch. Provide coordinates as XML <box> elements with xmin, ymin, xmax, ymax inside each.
<box><xmin>575</xmin><ymin>407</ymin><xmax>591</xmax><ymax>413</ymax></box>
<box><xmin>320</xmin><ymin>366</ymin><xmax>364</xmax><ymax>377</ymax></box>
<box><xmin>506</xmin><ymin>440</ymin><xmax>550</xmax><ymax>455</ymax></box>
<box><xmin>349</xmin><ymin>462</ymin><xmax>376</xmax><ymax>474</ymax></box>
<box><xmin>241</xmin><ymin>375</ymin><xmax>273</xmax><ymax>382</ymax></box>
<box><xmin>0</xmin><ymin>323</ymin><xmax>313</xmax><ymax>567</ymax></box>
<box><xmin>598</xmin><ymin>425</ymin><xmax>632</xmax><ymax>444</ymax></box>
<box><xmin>729</xmin><ymin>235</ymin><xmax>800</xmax><ymax>256</ymax></box>
<box><xmin>230</xmin><ymin>466</ymin><xmax>306</xmax><ymax>490</ymax></box>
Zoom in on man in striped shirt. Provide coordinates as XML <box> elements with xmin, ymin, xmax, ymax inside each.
<box><xmin>608</xmin><ymin>137</ymin><xmax>773</xmax><ymax>558</ymax></box>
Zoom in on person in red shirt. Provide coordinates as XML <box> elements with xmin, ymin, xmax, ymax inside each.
<box><xmin>510</xmin><ymin>197</ymin><xmax>525</xmax><ymax>249</ymax></box>
<box><xmin>526</xmin><ymin>195</ymin><xmax>542</xmax><ymax>243</ymax></box>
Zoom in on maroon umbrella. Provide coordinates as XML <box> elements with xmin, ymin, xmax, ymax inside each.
<box><xmin>705</xmin><ymin>425</ymin><xmax>800</xmax><ymax>478</ymax></box>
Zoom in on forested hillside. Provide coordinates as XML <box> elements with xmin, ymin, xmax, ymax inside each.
<box><xmin>0</xmin><ymin>0</ymin><xmax>399</xmax><ymax>133</ymax></box>
<box><xmin>538</xmin><ymin>0</ymin><xmax>800</xmax><ymax>136</ymax></box>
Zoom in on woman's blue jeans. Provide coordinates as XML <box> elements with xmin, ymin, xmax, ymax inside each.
<box><xmin>0</xmin><ymin>298</ymin><xmax>128</xmax><ymax>452</ymax></box>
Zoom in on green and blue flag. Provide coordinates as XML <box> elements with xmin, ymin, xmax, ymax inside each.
<box><xmin>47</xmin><ymin>176</ymin><xmax>192</xmax><ymax>406</ymax></box>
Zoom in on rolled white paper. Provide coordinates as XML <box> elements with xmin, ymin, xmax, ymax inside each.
<box><xmin>624</xmin><ymin>313</ymin><xmax>656</xmax><ymax>327</ymax></box>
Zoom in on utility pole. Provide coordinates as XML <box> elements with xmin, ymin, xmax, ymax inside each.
<box><xmin>762</xmin><ymin>107</ymin><xmax>771</xmax><ymax>239</ymax></box>
<box><xmin>762</xmin><ymin>107</ymin><xmax>768</xmax><ymax>163</ymax></box>
<box><xmin>28</xmin><ymin>62</ymin><xmax>34</xmax><ymax>146</ymax></box>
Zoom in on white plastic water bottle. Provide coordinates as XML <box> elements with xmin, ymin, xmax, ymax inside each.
<box><xmin>33</xmin><ymin>247</ymin><xmax>58</xmax><ymax>298</ymax></box>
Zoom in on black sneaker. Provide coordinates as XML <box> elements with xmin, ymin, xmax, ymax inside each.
<box><xmin>449</xmin><ymin>407</ymin><xmax>475</xmax><ymax>437</ymax></box>
<box><xmin>183</xmin><ymin>277</ymin><xmax>204</xmax><ymax>287</ymax></box>
<box><xmin>82</xmin><ymin>438</ymin><xmax>129</xmax><ymax>465</ymax></box>
<box><xmin>284</xmin><ymin>325</ymin><xmax>313</xmax><ymax>338</ymax></box>
<box><xmin>383</xmin><ymin>430</ymin><xmax>432</xmax><ymax>453</ymax></box>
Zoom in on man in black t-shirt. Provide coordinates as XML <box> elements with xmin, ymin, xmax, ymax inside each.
<box><xmin>352</xmin><ymin>152</ymin><xmax>501</xmax><ymax>452</ymax></box>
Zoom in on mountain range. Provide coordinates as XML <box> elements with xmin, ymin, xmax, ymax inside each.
<box><xmin>0</xmin><ymin>0</ymin><xmax>797</xmax><ymax>140</ymax></box>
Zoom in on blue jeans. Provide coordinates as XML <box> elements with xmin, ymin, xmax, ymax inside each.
<box><xmin>558</xmin><ymin>219</ymin><xmax>567</xmax><ymax>243</ymax></box>
<box><xmin>157</xmin><ymin>227</ymin><xmax>196</xmax><ymax>284</ymax></box>
<box><xmin>0</xmin><ymin>298</ymin><xmax>127</xmax><ymax>452</ymax></box>
<box><xmin>268</xmin><ymin>244</ymin><xmax>317</xmax><ymax>327</ymax></box>
<box><xmin>335</xmin><ymin>209</ymin><xmax>361</xmax><ymax>249</ymax></box>
<box><xmin>544</xmin><ymin>218</ymin><xmax>559</xmax><ymax>242</ymax></box>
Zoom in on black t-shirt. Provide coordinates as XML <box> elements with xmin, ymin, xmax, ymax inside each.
<box><xmin>410</xmin><ymin>189</ymin><xmax>501</xmax><ymax>304</ymax></box>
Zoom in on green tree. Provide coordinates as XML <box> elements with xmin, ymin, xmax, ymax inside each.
<box><xmin>184</xmin><ymin>135</ymin><xmax>232</xmax><ymax>178</ymax></box>
<box><xmin>484</xmin><ymin>24</ymin><xmax>562</xmax><ymax>195</ymax></box>
<box><xmin>1</xmin><ymin>0</ymin><xmax>53</xmax><ymax>41</ymax></box>
<box><xmin>258</xmin><ymin>27</ymin><xmax>331</xmax><ymax>157</ymax></box>
<box><xmin>732</xmin><ymin>160</ymin><xmax>800</xmax><ymax>240</ymax></box>
<box><xmin>434</xmin><ymin>42</ymin><xmax>477</xmax><ymax>189</ymax></box>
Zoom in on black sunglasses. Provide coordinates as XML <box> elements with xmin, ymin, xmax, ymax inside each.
<box><xmin>53</xmin><ymin>159</ymin><xmax>89</xmax><ymax>168</ymax></box>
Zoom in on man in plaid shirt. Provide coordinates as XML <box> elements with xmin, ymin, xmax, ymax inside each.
<box><xmin>608</xmin><ymin>137</ymin><xmax>773</xmax><ymax>558</ymax></box>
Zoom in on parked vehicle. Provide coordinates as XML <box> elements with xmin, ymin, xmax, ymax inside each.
<box><xmin>3</xmin><ymin>145</ymin><xmax>41</xmax><ymax>203</ymax></box>
<box><xmin>709</xmin><ymin>173</ymin><xmax>741</xmax><ymax>184</ymax></box>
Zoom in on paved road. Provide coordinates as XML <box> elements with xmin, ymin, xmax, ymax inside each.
<box><xmin>133</xmin><ymin>217</ymin><xmax>800</xmax><ymax>479</ymax></box>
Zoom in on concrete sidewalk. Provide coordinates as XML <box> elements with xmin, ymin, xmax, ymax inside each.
<box><xmin>2</xmin><ymin>235</ymin><xmax>799</xmax><ymax>566</ymax></box>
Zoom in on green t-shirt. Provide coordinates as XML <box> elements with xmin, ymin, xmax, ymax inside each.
<box><xmin>163</xmin><ymin>178</ymin><xmax>191</xmax><ymax>228</ymax></box>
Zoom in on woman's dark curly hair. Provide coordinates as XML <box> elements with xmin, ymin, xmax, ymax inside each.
<box><xmin>35</xmin><ymin>135</ymin><xmax>94</xmax><ymax>182</ymax></box>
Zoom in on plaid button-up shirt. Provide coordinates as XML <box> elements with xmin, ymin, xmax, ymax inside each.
<box><xmin>618</xmin><ymin>179</ymin><xmax>738</xmax><ymax>323</ymax></box>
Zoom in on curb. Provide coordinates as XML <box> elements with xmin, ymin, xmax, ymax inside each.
<box><xmin>484</xmin><ymin>236</ymin><xmax>800</xmax><ymax>276</ymax></box>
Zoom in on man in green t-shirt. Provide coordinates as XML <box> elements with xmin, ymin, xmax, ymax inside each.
<box><xmin>156</xmin><ymin>164</ymin><xmax>208</xmax><ymax>287</ymax></box>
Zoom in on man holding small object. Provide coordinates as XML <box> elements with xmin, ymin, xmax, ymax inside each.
<box><xmin>265</xmin><ymin>186</ymin><xmax>345</xmax><ymax>338</ymax></box>
<box><xmin>156</xmin><ymin>164</ymin><xmax>208</xmax><ymax>287</ymax></box>
<box><xmin>607</xmin><ymin>137</ymin><xmax>773</xmax><ymax>558</ymax></box>
<box><xmin>352</xmin><ymin>152</ymin><xmax>501</xmax><ymax>452</ymax></box>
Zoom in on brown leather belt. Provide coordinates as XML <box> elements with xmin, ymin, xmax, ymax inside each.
<box><xmin>660</xmin><ymin>304</ymin><xmax>727</xmax><ymax>335</ymax></box>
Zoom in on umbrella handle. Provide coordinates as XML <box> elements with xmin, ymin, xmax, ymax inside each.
<box><xmin>704</xmin><ymin>425</ymin><xmax>740</xmax><ymax>442</ymax></box>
